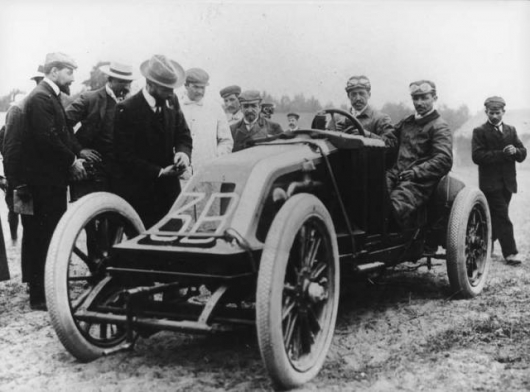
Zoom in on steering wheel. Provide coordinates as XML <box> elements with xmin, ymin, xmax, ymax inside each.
<box><xmin>313</xmin><ymin>108</ymin><xmax>366</xmax><ymax>137</ymax></box>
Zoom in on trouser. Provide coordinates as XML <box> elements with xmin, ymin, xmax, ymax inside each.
<box><xmin>21</xmin><ymin>185</ymin><xmax>67</xmax><ymax>301</ymax></box>
<box><xmin>484</xmin><ymin>188</ymin><xmax>517</xmax><ymax>258</ymax></box>
<box><xmin>5</xmin><ymin>183</ymin><xmax>19</xmax><ymax>240</ymax></box>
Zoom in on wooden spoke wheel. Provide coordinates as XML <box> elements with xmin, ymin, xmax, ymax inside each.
<box><xmin>45</xmin><ymin>192</ymin><xmax>144</xmax><ymax>361</ymax></box>
<box><xmin>256</xmin><ymin>194</ymin><xmax>339</xmax><ymax>389</ymax></box>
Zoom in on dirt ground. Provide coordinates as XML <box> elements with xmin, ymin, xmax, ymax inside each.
<box><xmin>1</xmin><ymin>165</ymin><xmax>529</xmax><ymax>392</ymax></box>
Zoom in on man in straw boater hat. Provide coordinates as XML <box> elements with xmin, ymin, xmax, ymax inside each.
<box><xmin>386</xmin><ymin>80</ymin><xmax>452</xmax><ymax>232</ymax></box>
<box><xmin>20</xmin><ymin>52</ymin><xmax>87</xmax><ymax>310</ymax></box>
<box><xmin>472</xmin><ymin>96</ymin><xmax>527</xmax><ymax>266</ymax></box>
<box><xmin>1</xmin><ymin>64</ymin><xmax>45</xmax><ymax>242</ymax></box>
<box><xmin>65</xmin><ymin>61</ymin><xmax>136</xmax><ymax>200</ymax></box>
<box><xmin>114</xmin><ymin>54</ymin><xmax>192</xmax><ymax>228</ymax></box>
<box><xmin>230</xmin><ymin>90</ymin><xmax>283</xmax><ymax>152</ymax></box>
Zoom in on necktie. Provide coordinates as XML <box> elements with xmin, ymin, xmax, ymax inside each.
<box><xmin>495</xmin><ymin>125</ymin><xmax>502</xmax><ymax>135</ymax></box>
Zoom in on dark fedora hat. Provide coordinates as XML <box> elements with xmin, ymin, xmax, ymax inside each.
<box><xmin>140</xmin><ymin>54</ymin><xmax>185</xmax><ymax>89</ymax></box>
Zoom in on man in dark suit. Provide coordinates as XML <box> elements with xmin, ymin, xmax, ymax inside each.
<box><xmin>230</xmin><ymin>90</ymin><xmax>283</xmax><ymax>152</ymax></box>
<box><xmin>472</xmin><ymin>96</ymin><xmax>527</xmax><ymax>266</ymax></box>
<box><xmin>21</xmin><ymin>52</ymin><xmax>87</xmax><ymax>310</ymax></box>
<box><xmin>114</xmin><ymin>54</ymin><xmax>192</xmax><ymax>229</ymax></box>
<box><xmin>66</xmin><ymin>61</ymin><xmax>135</xmax><ymax>200</ymax></box>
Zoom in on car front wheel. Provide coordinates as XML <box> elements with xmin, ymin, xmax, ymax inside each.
<box><xmin>256</xmin><ymin>193</ymin><xmax>339</xmax><ymax>389</ymax></box>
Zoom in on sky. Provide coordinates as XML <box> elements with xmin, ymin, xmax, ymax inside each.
<box><xmin>1</xmin><ymin>0</ymin><xmax>529</xmax><ymax>113</ymax></box>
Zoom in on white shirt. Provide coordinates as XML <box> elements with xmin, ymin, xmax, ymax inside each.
<box><xmin>142</xmin><ymin>87</ymin><xmax>159</xmax><ymax>112</ymax></box>
<box><xmin>180</xmin><ymin>94</ymin><xmax>233</xmax><ymax>172</ymax></box>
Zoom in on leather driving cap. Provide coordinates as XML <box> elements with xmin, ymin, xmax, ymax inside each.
<box><xmin>140</xmin><ymin>54</ymin><xmax>185</xmax><ymax>89</ymax></box>
<box><xmin>409</xmin><ymin>80</ymin><xmax>436</xmax><ymax>95</ymax></box>
<box><xmin>44</xmin><ymin>52</ymin><xmax>78</xmax><ymax>69</ymax></box>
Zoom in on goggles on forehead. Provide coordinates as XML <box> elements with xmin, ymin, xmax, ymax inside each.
<box><xmin>345</xmin><ymin>77</ymin><xmax>371</xmax><ymax>91</ymax></box>
<box><xmin>409</xmin><ymin>82</ymin><xmax>435</xmax><ymax>95</ymax></box>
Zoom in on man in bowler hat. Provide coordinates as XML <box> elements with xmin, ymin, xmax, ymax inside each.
<box><xmin>230</xmin><ymin>90</ymin><xmax>283</xmax><ymax>152</ymax></box>
<box><xmin>21</xmin><ymin>52</ymin><xmax>87</xmax><ymax>310</ymax></box>
<box><xmin>472</xmin><ymin>96</ymin><xmax>526</xmax><ymax>266</ymax></box>
<box><xmin>114</xmin><ymin>54</ymin><xmax>192</xmax><ymax>228</ymax></box>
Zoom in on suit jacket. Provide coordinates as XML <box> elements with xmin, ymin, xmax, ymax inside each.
<box><xmin>23</xmin><ymin>81</ymin><xmax>81</xmax><ymax>187</ymax></box>
<box><xmin>472</xmin><ymin>122</ymin><xmax>526</xmax><ymax>193</ymax></box>
<box><xmin>114</xmin><ymin>90</ymin><xmax>192</xmax><ymax>226</ymax></box>
<box><xmin>3</xmin><ymin>100</ymin><xmax>27</xmax><ymax>185</ymax></box>
<box><xmin>230</xmin><ymin>117</ymin><xmax>283</xmax><ymax>152</ymax></box>
<box><xmin>65</xmin><ymin>86</ymin><xmax>115</xmax><ymax>157</ymax></box>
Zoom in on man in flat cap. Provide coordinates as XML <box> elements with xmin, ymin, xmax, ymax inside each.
<box><xmin>66</xmin><ymin>61</ymin><xmax>136</xmax><ymax>200</ymax></box>
<box><xmin>220</xmin><ymin>85</ymin><xmax>243</xmax><ymax>125</ymax></box>
<box><xmin>230</xmin><ymin>90</ymin><xmax>283</xmax><ymax>152</ymax></box>
<box><xmin>1</xmin><ymin>64</ymin><xmax>45</xmax><ymax>241</ymax></box>
<box><xmin>287</xmin><ymin>112</ymin><xmax>300</xmax><ymax>131</ymax></box>
<box><xmin>472</xmin><ymin>96</ymin><xmax>526</xmax><ymax>266</ymax></box>
<box><xmin>260</xmin><ymin>102</ymin><xmax>275</xmax><ymax>120</ymax></box>
<box><xmin>179</xmin><ymin>68</ymin><xmax>232</xmax><ymax>179</ymax></box>
<box><xmin>20</xmin><ymin>52</ymin><xmax>86</xmax><ymax>310</ymax></box>
<box><xmin>114</xmin><ymin>54</ymin><xmax>192</xmax><ymax>228</ymax></box>
<box><xmin>386</xmin><ymin>80</ymin><xmax>453</xmax><ymax>231</ymax></box>
<box><xmin>337</xmin><ymin>75</ymin><xmax>397</xmax><ymax>157</ymax></box>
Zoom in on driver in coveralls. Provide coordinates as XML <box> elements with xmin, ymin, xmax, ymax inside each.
<box><xmin>387</xmin><ymin>80</ymin><xmax>453</xmax><ymax>229</ymax></box>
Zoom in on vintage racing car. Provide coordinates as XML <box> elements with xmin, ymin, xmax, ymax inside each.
<box><xmin>44</xmin><ymin>109</ymin><xmax>492</xmax><ymax>390</ymax></box>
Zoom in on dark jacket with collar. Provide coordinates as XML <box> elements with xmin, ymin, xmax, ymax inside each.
<box><xmin>65</xmin><ymin>86</ymin><xmax>116</xmax><ymax>157</ymax></box>
<box><xmin>472</xmin><ymin>121</ymin><xmax>526</xmax><ymax>193</ymax></box>
<box><xmin>230</xmin><ymin>117</ymin><xmax>283</xmax><ymax>152</ymax></box>
<box><xmin>387</xmin><ymin>110</ymin><xmax>453</xmax><ymax>227</ymax></box>
<box><xmin>113</xmin><ymin>90</ymin><xmax>192</xmax><ymax>227</ymax></box>
<box><xmin>23</xmin><ymin>81</ymin><xmax>82</xmax><ymax>187</ymax></box>
<box><xmin>337</xmin><ymin>105</ymin><xmax>397</xmax><ymax>149</ymax></box>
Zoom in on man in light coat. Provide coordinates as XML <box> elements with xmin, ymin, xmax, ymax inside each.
<box><xmin>179</xmin><ymin>68</ymin><xmax>233</xmax><ymax>178</ymax></box>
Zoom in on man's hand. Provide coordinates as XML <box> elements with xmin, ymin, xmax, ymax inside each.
<box><xmin>503</xmin><ymin>144</ymin><xmax>516</xmax><ymax>156</ymax></box>
<box><xmin>173</xmin><ymin>152</ymin><xmax>190</xmax><ymax>172</ymax></box>
<box><xmin>159</xmin><ymin>164</ymin><xmax>181</xmax><ymax>177</ymax></box>
<box><xmin>399</xmin><ymin>170</ymin><xmax>415</xmax><ymax>182</ymax></box>
<box><xmin>70</xmin><ymin>159</ymin><xmax>87</xmax><ymax>181</ymax></box>
<box><xmin>80</xmin><ymin>148</ymin><xmax>102</xmax><ymax>163</ymax></box>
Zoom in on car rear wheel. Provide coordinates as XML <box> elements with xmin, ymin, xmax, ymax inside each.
<box><xmin>256</xmin><ymin>194</ymin><xmax>339</xmax><ymax>389</ymax></box>
<box><xmin>45</xmin><ymin>192</ymin><xmax>144</xmax><ymax>362</ymax></box>
<box><xmin>446</xmin><ymin>187</ymin><xmax>491</xmax><ymax>298</ymax></box>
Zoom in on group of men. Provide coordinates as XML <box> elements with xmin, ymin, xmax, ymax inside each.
<box><xmin>1</xmin><ymin>52</ymin><xmax>526</xmax><ymax>311</ymax></box>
